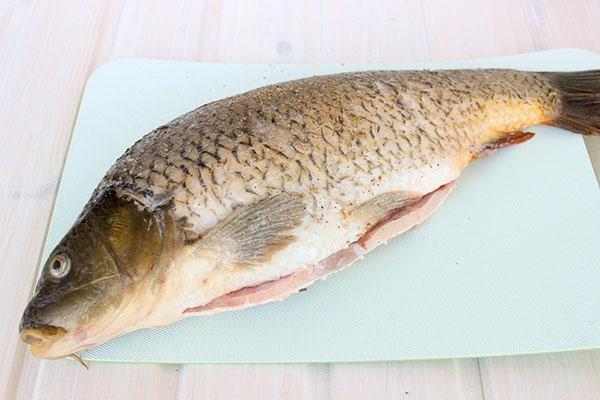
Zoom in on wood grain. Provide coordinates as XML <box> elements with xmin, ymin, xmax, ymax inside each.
<box><xmin>422</xmin><ymin>0</ymin><xmax>537</xmax><ymax>60</ymax></box>
<box><xmin>179</xmin><ymin>364</ymin><xmax>330</xmax><ymax>400</ymax></box>
<box><xmin>1</xmin><ymin>2</ymin><xmax>126</xmax><ymax>398</ymax></box>
<box><xmin>1</xmin><ymin>1</ymin><xmax>599</xmax><ymax>399</ymax></box>
<box><xmin>329</xmin><ymin>360</ymin><xmax>484</xmax><ymax>400</ymax></box>
<box><xmin>480</xmin><ymin>351</ymin><xmax>600</xmax><ymax>400</ymax></box>
<box><xmin>14</xmin><ymin>357</ymin><xmax>179</xmax><ymax>400</ymax></box>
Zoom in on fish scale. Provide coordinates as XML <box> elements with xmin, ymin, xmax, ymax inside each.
<box><xmin>88</xmin><ymin>69</ymin><xmax>557</xmax><ymax>240</ymax></box>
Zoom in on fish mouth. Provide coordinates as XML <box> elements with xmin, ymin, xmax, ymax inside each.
<box><xmin>20</xmin><ymin>325</ymin><xmax>68</xmax><ymax>358</ymax></box>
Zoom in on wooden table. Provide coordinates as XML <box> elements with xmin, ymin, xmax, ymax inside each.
<box><xmin>1</xmin><ymin>1</ymin><xmax>599</xmax><ymax>399</ymax></box>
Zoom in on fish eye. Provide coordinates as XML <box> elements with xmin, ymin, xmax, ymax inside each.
<box><xmin>49</xmin><ymin>253</ymin><xmax>71</xmax><ymax>279</ymax></box>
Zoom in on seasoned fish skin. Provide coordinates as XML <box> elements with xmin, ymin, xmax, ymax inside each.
<box><xmin>93</xmin><ymin>69</ymin><xmax>557</xmax><ymax>240</ymax></box>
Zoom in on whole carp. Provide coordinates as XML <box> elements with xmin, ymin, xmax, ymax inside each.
<box><xmin>20</xmin><ymin>69</ymin><xmax>600</xmax><ymax>359</ymax></box>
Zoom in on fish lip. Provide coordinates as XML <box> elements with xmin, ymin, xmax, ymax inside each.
<box><xmin>19</xmin><ymin>316</ymin><xmax>64</xmax><ymax>333</ymax></box>
<box><xmin>20</xmin><ymin>325</ymin><xmax>68</xmax><ymax>358</ymax></box>
<box><xmin>20</xmin><ymin>320</ymin><xmax>98</xmax><ymax>359</ymax></box>
<box><xmin>20</xmin><ymin>325</ymin><xmax>67</xmax><ymax>342</ymax></box>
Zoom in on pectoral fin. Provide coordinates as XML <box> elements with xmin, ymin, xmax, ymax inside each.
<box><xmin>195</xmin><ymin>193</ymin><xmax>306</xmax><ymax>268</ymax></box>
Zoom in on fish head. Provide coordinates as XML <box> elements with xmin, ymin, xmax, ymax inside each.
<box><xmin>19</xmin><ymin>191</ymin><xmax>169</xmax><ymax>359</ymax></box>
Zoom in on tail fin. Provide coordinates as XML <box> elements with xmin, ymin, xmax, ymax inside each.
<box><xmin>543</xmin><ymin>70</ymin><xmax>600</xmax><ymax>136</ymax></box>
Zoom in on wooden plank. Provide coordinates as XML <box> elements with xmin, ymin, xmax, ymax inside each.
<box><xmin>480</xmin><ymin>351</ymin><xmax>600</xmax><ymax>400</ymax></box>
<box><xmin>110</xmin><ymin>0</ymin><xmax>209</xmax><ymax>61</ymax></box>
<box><xmin>319</xmin><ymin>0</ymin><xmax>430</xmax><ymax>63</ymax></box>
<box><xmin>14</xmin><ymin>357</ymin><xmax>179</xmax><ymax>400</ymax></box>
<box><xmin>179</xmin><ymin>364</ymin><xmax>330</xmax><ymax>400</ymax></box>
<box><xmin>110</xmin><ymin>0</ymin><xmax>431</xmax><ymax>65</ymax></box>
<box><xmin>524</xmin><ymin>0</ymin><xmax>600</xmax><ymax>53</ymax></box>
<box><xmin>421</xmin><ymin>0</ymin><xmax>536</xmax><ymax>60</ymax></box>
<box><xmin>0</xmin><ymin>1</ymin><xmax>110</xmax><ymax>396</ymax></box>
<box><xmin>110</xmin><ymin>0</ymin><xmax>319</xmax><ymax>63</ymax></box>
<box><xmin>0</xmin><ymin>1</ymin><xmax>182</xmax><ymax>399</ymax></box>
<box><xmin>329</xmin><ymin>360</ymin><xmax>484</xmax><ymax>400</ymax></box>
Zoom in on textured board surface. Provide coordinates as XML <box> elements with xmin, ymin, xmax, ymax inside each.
<box><xmin>44</xmin><ymin>49</ymin><xmax>600</xmax><ymax>363</ymax></box>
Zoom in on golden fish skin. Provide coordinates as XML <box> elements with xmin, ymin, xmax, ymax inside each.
<box><xmin>94</xmin><ymin>69</ymin><xmax>558</xmax><ymax>240</ymax></box>
<box><xmin>19</xmin><ymin>68</ymin><xmax>600</xmax><ymax>359</ymax></box>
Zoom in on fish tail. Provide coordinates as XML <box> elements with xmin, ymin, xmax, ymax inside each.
<box><xmin>543</xmin><ymin>70</ymin><xmax>600</xmax><ymax>136</ymax></box>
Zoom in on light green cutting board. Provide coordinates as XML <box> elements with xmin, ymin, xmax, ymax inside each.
<box><xmin>45</xmin><ymin>49</ymin><xmax>600</xmax><ymax>363</ymax></box>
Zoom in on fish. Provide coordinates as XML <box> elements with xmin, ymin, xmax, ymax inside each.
<box><xmin>19</xmin><ymin>68</ymin><xmax>600</xmax><ymax>359</ymax></box>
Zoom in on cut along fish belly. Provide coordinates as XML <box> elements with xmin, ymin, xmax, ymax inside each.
<box><xmin>184</xmin><ymin>180</ymin><xmax>457</xmax><ymax>316</ymax></box>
